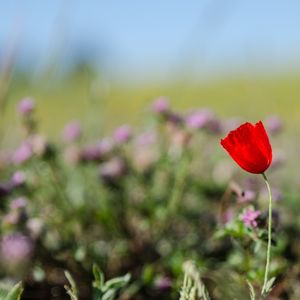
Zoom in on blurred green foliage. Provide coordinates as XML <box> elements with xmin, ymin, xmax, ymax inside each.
<box><xmin>0</xmin><ymin>69</ymin><xmax>300</xmax><ymax>299</ymax></box>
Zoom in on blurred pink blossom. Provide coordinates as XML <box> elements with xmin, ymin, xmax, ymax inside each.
<box><xmin>113</xmin><ymin>125</ymin><xmax>132</xmax><ymax>144</ymax></box>
<box><xmin>100</xmin><ymin>157</ymin><xmax>126</xmax><ymax>180</ymax></box>
<box><xmin>185</xmin><ymin>109</ymin><xmax>214</xmax><ymax>129</ymax></box>
<box><xmin>154</xmin><ymin>276</ymin><xmax>172</xmax><ymax>290</ymax></box>
<box><xmin>63</xmin><ymin>121</ymin><xmax>82</xmax><ymax>142</ymax></box>
<box><xmin>17</xmin><ymin>97</ymin><xmax>35</xmax><ymax>115</ymax></box>
<box><xmin>152</xmin><ymin>97</ymin><xmax>170</xmax><ymax>114</ymax></box>
<box><xmin>1</xmin><ymin>233</ymin><xmax>33</xmax><ymax>265</ymax></box>
<box><xmin>10</xmin><ymin>197</ymin><xmax>28</xmax><ymax>210</ymax></box>
<box><xmin>11</xmin><ymin>171</ymin><xmax>26</xmax><ymax>187</ymax></box>
<box><xmin>12</xmin><ymin>142</ymin><xmax>33</xmax><ymax>165</ymax></box>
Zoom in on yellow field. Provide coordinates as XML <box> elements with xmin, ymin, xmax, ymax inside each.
<box><xmin>1</xmin><ymin>72</ymin><xmax>300</xmax><ymax>153</ymax></box>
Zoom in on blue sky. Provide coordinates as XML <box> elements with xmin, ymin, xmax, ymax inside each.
<box><xmin>1</xmin><ymin>1</ymin><xmax>300</xmax><ymax>81</ymax></box>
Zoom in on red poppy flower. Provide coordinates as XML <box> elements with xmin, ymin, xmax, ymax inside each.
<box><xmin>220</xmin><ymin>121</ymin><xmax>272</xmax><ymax>174</ymax></box>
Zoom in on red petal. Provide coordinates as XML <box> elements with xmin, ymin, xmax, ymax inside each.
<box><xmin>220</xmin><ymin>121</ymin><xmax>272</xmax><ymax>174</ymax></box>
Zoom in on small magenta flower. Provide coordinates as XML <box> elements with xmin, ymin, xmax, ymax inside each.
<box><xmin>185</xmin><ymin>109</ymin><xmax>214</xmax><ymax>129</ymax></box>
<box><xmin>17</xmin><ymin>97</ymin><xmax>35</xmax><ymax>115</ymax></box>
<box><xmin>154</xmin><ymin>276</ymin><xmax>172</xmax><ymax>290</ymax></box>
<box><xmin>113</xmin><ymin>125</ymin><xmax>132</xmax><ymax>144</ymax></box>
<box><xmin>100</xmin><ymin>157</ymin><xmax>126</xmax><ymax>180</ymax></box>
<box><xmin>152</xmin><ymin>97</ymin><xmax>170</xmax><ymax>114</ymax></box>
<box><xmin>81</xmin><ymin>145</ymin><xmax>101</xmax><ymax>162</ymax></box>
<box><xmin>0</xmin><ymin>233</ymin><xmax>33</xmax><ymax>265</ymax></box>
<box><xmin>11</xmin><ymin>171</ymin><xmax>26</xmax><ymax>187</ymax></box>
<box><xmin>79</xmin><ymin>139</ymin><xmax>114</xmax><ymax>163</ymax></box>
<box><xmin>63</xmin><ymin>121</ymin><xmax>82</xmax><ymax>142</ymax></box>
<box><xmin>12</xmin><ymin>142</ymin><xmax>33</xmax><ymax>165</ymax></box>
<box><xmin>10</xmin><ymin>197</ymin><xmax>28</xmax><ymax>210</ymax></box>
<box><xmin>241</xmin><ymin>208</ymin><xmax>261</xmax><ymax>228</ymax></box>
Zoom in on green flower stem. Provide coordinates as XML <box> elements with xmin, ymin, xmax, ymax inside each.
<box><xmin>168</xmin><ymin>153</ymin><xmax>190</xmax><ymax>214</ymax></box>
<box><xmin>261</xmin><ymin>172</ymin><xmax>272</xmax><ymax>296</ymax></box>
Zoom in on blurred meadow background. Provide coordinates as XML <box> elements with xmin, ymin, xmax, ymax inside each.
<box><xmin>2</xmin><ymin>1</ymin><xmax>300</xmax><ymax>129</ymax></box>
<box><xmin>1</xmin><ymin>1</ymin><xmax>300</xmax><ymax>299</ymax></box>
<box><xmin>2</xmin><ymin>1</ymin><xmax>300</xmax><ymax>177</ymax></box>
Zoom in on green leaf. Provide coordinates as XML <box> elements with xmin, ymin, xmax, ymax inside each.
<box><xmin>92</xmin><ymin>265</ymin><xmax>131</xmax><ymax>299</ymax></box>
<box><xmin>104</xmin><ymin>273</ymin><xmax>131</xmax><ymax>291</ymax></box>
<box><xmin>0</xmin><ymin>288</ymin><xmax>8</xmax><ymax>299</ymax></box>
<box><xmin>4</xmin><ymin>282</ymin><xmax>23</xmax><ymax>300</ymax></box>
<box><xmin>102</xmin><ymin>289</ymin><xmax>116</xmax><ymax>300</ymax></box>
<box><xmin>264</xmin><ymin>277</ymin><xmax>276</xmax><ymax>294</ymax></box>
<box><xmin>246</xmin><ymin>280</ymin><xmax>256</xmax><ymax>300</ymax></box>
<box><xmin>64</xmin><ymin>271</ymin><xmax>78</xmax><ymax>300</ymax></box>
<box><xmin>142</xmin><ymin>265</ymin><xmax>154</xmax><ymax>284</ymax></box>
<box><xmin>93</xmin><ymin>264</ymin><xmax>104</xmax><ymax>290</ymax></box>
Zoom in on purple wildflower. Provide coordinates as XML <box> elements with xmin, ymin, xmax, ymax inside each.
<box><xmin>12</xmin><ymin>142</ymin><xmax>33</xmax><ymax>165</ymax></box>
<box><xmin>80</xmin><ymin>139</ymin><xmax>114</xmax><ymax>163</ymax></box>
<box><xmin>10</xmin><ymin>197</ymin><xmax>28</xmax><ymax>210</ymax></box>
<box><xmin>154</xmin><ymin>276</ymin><xmax>172</xmax><ymax>290</ymax></box>
<box><xmin>113</xmin><ymin>125</ymin><xmax>132</xmax><ymax>144</ymax></box>
<box><xmin>185</xmin><ymin>109</ymin><xmax>214</xmax><ymax>130</ymax></box>
<box><xmin>63</xmin><ymin>121</ymin><xmax>82</xmax><ymax>143</ymax></box>
<box><xmin>241</xmin><ymin>208</ymin><xmax>261</xmax><ymax>228</ymax></box>
<box><xmin>17</xmin><ymin>97</ymin><xmax>35</xmax><ymax>115</ymax></box>
<box><xmin>80</xmin><ymin>138</ymin><xmax>114</xmax><ymax>163</ymax></box>
<box><xmin>11</xmin><ymin>171</ymin><xmax>26</xmax><ymax>187</ymax></box>
<box><xmin>80</xmin><ymin>144</ymin><xmax>103</xmax><ymax>162</ymax></box>
<box><xmin>1</xmin><ymin>233</ymin><xmax>33</xmax><ymax>264</ymax></box>
<box><xmin>100</xmin><ymin>157</ymin><xmax>126</xmax><ymax>180</ymax></box>
<box><xmin>152</xmin><ymin>97</ymin><xmax>170</xmax><ymax>114</ymax></box>
<box><xmin>166</xmin><ymin>112</ymin><xmax>183</xmax><ymax>125</ymax></box>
